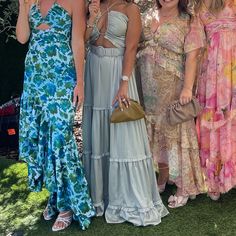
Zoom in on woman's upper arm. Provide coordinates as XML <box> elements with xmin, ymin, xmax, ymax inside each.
<box><xmin>184</xmin><ymin>16</ymin><xmax>206</xmax><ymax>54</ymax></box>
<box><xmin>125</xmin><ymin>4</ymin><xmax>142</xmax><ymax>49</ymax></box>
<box><xmin>71</xmin><ymin>0</ymin><xmax>86</xmax><ymax>44</ymax></box>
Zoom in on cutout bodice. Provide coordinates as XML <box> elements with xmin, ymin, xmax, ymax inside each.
<box><xmin>89</xmin><ymin>11</ymin><xmax>128</xmax><ymax>48</ymax></box>
<box><xmin>29</xmin><ymin>3</ymin><xmax>72</xmax><ymax>42</ymax></box>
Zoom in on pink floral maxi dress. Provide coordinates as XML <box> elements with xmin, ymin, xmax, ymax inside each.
<box><xmin>197</xmin><ymin>3</ymin><xmax>236</xmax><ymax>193</ymax></box>
<box><xmin>137</xmin><ymin>9</ymin><xmax>206</xmax><ymax>196</ymax></box>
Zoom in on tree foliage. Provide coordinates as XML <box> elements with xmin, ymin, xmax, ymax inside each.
<box><xmin>0</xmin><ymin>0</ymin><xmax>18</xmax><ymax>42</ymax></box>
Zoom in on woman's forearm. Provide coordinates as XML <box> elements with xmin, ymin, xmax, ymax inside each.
<box><xmin>122</xmin><ymin>46</ymin><xmax>138</xmax><ymax>78</ymax></box>
<box><xmin>72</xmin><ymin>40</ymin><xmax>85</xmax><ymax>84</ymax></box>
<box><xmin>16</xmin><ymin>3</ymin><xmax>30</xmax><ymax>44</ymax></box>
<box><xmin>71</xmin><ymin>0</ymin><xmax>86</xmax><ymax>84</ymax></box>
<box><xmin>85</xmin><ymin>17</ymin><xmax>96</xmax><ymax>42</ymax></box>
<box><xmin>184</xmin><ymin>50</ymin><xmax>200</xmax><ymax>91</ymax></box>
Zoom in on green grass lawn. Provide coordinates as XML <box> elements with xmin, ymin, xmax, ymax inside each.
<box><xmin>1</xmin><ymin>157</ymin><xmax>236</xmax><ymax>236</ymax></box>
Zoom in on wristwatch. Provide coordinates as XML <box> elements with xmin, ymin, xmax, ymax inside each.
<box><xmin>121</xmin><ymin>75</ymin><xmax>129</xmax><ymax>81</ymax></box>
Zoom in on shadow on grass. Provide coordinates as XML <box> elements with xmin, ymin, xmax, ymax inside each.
<box><xmin>1</xmin><ymin>158</ymin><xmax>236</xmax><ymax>236</ymax></box>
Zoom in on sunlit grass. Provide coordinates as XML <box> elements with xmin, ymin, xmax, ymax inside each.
<box><xmin>0</xmin><ymin>159</ymin><xmax>49</xmax><ymax>235</ymax></box>
<box><xmin>0</xmin><ymin>157</ymin><xmax>236</xmax><ymax>236</ymax></box>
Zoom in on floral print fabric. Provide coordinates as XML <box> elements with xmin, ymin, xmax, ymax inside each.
<box><xmin>137</xmin><ymin>8</ymin><xmax>206</xmax><ymax>196</ymax></box>
<box><xmin>197</xmin><ymin>3</ymin><xmax>236</xmax><ymax>193</ymax></box>
<box><xmin>19</xmin><ymin>3</ymin><xmax>95</xmax><ymax>229</ymax></box>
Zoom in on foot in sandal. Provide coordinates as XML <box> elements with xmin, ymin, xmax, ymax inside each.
<box><xmin>208</xmin><ymin>192</ymin><xmax>220</xmax><ymax>201</ymax></box>
<box><xmin>168</xmin><ymin>195</ymin><xmax>189</xmax><ymax>208</ymax></box>
<box><xmin>52</xmin><ymin>211</ymin><xmax>73</xmax><ymax>232</ymax></box>
<box><xmin>43</xmin><ymin>205</ymin><xmax>56</xmax><ymax>221</ymax></box>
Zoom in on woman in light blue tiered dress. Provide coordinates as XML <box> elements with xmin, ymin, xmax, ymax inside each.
<box><xmin>83</xmin><ymin>0</ymin><xmax>168</xmax><ymax>226</ymax></box>
<box><xmin>17</xmin><ymin>0</ymin><xmax>95</xmax><ymax>232</ymax></box>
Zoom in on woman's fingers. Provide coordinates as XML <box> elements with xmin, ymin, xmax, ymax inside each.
<box><xmin>118</xmin><ymin>97</ymin><xmax>123</xmax><ymax>111</ymax></box>
<box><xmin>180</xmin><ymin>96</ymin><xmax>192</xmax><ymax>105</ymax></box>
<box><xmin>121</xmin><ymin>97</ymin><xmax>129</xmax><ymax>108</ymax></box>
<box><xmin>77</xmin><ymin>95</ymin><xmax>84</xmax><ymax>110</ymax></box>
<box><xmin>112</xmin><ymin>95</ymin><xmax>118</xmax><ymax>106</ymax></box>
<box><xmin>89</xmin><ymin>6</ymin><xmax>98</xmax><ymax>14</ymax></box>
<box><xmin>73</xmin><ymin>92</ymin><xmax>77</xmax><ymax>107</ymax></box>
<box><xmin>89</xmin><ymin>3</ymin><xmax>99</xmax><ymax>14</ymax></box>
<box><xmin>73</xmin><ymin>86</ymin><xmax>84</xmax><ymax>110</ymax></box>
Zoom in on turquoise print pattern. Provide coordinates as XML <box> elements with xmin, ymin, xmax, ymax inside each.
<box><xmin>19</xmin><ymin>3</ymin><xmax>95</xmax><ymax>229</ymax></box>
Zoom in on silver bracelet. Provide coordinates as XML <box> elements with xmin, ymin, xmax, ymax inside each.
<box><xmin>121</xmin><ymin>75</ymin><xmax>129</xmax><ymax>81</ymax></box>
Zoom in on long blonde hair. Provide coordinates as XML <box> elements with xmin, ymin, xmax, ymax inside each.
<box><xmin>195</xmin><ymin>0</ymin><xmax>225</xmax><ymax>12</ymax></box>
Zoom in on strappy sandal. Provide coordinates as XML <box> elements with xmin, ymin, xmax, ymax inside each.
<box><xmin>52</xmin><ymin>211</ymin><xmax>73</xmax><ymax>232</ymax></box>
<box><xmin>43</xmin><ymin>205</ymin><xmax>55</xmax><ymax>221</ymax></box>
<box><xmin>208</xmin><ymin>192</ymin><xmax>220</xmax><ymax>201</ymax></box>
<box><xmin>168</xmin><ymin>195</ymin><xmax>189</xmax><ymax>208</ymax></box>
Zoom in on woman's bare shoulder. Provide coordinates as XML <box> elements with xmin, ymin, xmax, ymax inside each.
<box><xmin>125</xmin><ymin>2</ymin><xmax>141</xmax><ymax>17</ymax></box>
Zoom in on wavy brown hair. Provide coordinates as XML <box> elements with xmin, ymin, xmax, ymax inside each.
<box><xmin>195</xmin><ymin>0</ymin><xmax>225</xmax><ymax>13</ymax></box>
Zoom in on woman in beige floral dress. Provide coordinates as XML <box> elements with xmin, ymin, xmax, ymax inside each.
<box><xmin>137</xmin><ymin>0</ymin><xmax>206</xmax><ymax>208</ymax></box>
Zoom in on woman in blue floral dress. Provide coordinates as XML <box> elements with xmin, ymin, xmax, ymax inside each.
<box><xmin>16</xmin><ymin>0</ymin><xmax>95</xmax><ymax>231</ymax></box>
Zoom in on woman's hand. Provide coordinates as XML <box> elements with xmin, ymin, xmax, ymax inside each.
<box><xmin>73</xmin><ymin>81</ymin><xmax>84</xmax><ymax>110</ymax></box>
<box><xmin>88</xmin><ymin>0</ymin><xmax>100</xmax><ymax>22</ymax></box>
<box><xmin>19</xmin><ymin>0</ymin><xmax>26</xmax><ymax>5</ymax></box>
<box><xmin>19</xmin><ymin>0</ymin><xmax>29</xmax><ymax>6</ymax></box>
<box><xmin>179</xmin><ymin>87</ymin><xmax>192</xmax><ymax>105</ymax></box>
<box><xmin>112</xmin><ymin>81</ymin><xmax>130</xmax><ymax>110</ymax></box>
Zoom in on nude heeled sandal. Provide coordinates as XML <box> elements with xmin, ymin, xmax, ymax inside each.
<box><xmin>168</xmin><ymin>195</ymin><xmax>189</xmax><ymax>208</ymax></box>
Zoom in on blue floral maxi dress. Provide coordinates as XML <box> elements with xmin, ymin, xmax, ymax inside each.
<box><xmin>19</xmin><ymin>3</ymin><xmax>95</xmax><ymax>229</ymax></box>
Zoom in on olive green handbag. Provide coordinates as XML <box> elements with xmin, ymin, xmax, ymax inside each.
<box><xmin>110</xmin><ymin>99</ymin><xmax>145</xmax><ymax>123</ymax></box>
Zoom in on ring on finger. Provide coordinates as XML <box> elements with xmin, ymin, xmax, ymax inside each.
<box><xmin>122</xmin><ymin>98</ymin><xmax>126</xmax><ymax>102</ymax></box>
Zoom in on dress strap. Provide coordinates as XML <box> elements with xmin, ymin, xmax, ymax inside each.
<box><xmin>94</xmin><ymin>1</ymin><xmax>123</xmax><ymax>35</ymax></box>
<box><xmin>96</xmin><ymin>1</ymin><xmax>122</xmax><ymax>22</ymax></box>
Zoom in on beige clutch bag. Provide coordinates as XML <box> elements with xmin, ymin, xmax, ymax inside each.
<box><xmin>167</xmin><ymin>97</ymin><xmax>202</xmax><ymax>126</ymax></box>
<box><xmin>110</xmin><ymin>99</ymin><xmax>145</xmax><ymax>123</ymax></box>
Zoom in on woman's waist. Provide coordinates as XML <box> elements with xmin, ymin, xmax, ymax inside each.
<box><xmin>137</xmin><ymin>48</ymin><xmax>185</xmax><ymax>77</ymax></box>
<box><xmin>30</xmin><ymin>31</ymin><xmax>70</xmax><ymax>44</ymax></box>
<box><xmin>27</xmin><ymin>39</ymin><xmax>73</xmax><ymax>57</ymax></box>
<box><xmin>88</xmin><ymin>45</ymin><xmax>125</xmax><ymax>57</ymax></box>
<box><xmin>137</xmin><ymin>44</ymin><xmax>184</xmax><ymax>61</ymax></box>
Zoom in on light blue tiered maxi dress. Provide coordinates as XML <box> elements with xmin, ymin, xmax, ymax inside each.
<box><xmin>82</xmin><ymin>11</ymin><xmax>169</xmax><ymax>226</ymax></box>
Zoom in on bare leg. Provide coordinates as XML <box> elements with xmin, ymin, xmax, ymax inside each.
<box><xmin>157</xmin><ymin>162</ymin><xmax>169</xmax><ymax>193</ymax></box>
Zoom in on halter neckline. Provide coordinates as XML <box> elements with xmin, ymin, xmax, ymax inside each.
<box><xmin>37</xmin><ymin>0</ymin><xmax>57</xmax><ymax>19</ymax></box>
<box><xmin>32</xmin><ymin>1</ymin><xmax>71</xmax><ymax>20</ymax></box>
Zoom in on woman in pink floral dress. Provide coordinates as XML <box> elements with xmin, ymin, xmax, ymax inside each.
<box><xmin>196</xmin><ymin>0</ymin><xmax>236</xmax><ymax>200</ymax></box>
<box><xmin>137</xmin><ymin>0</ymin><xmax>206</xmax><ymax>208</ymax></box>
